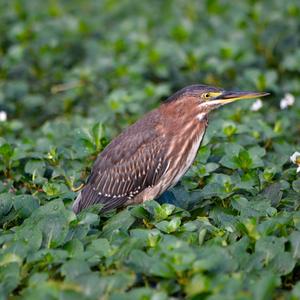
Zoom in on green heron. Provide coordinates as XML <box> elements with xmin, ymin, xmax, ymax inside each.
<box><xmin>73</xmin><ymin>84</ymin><xmax>269</xmax><ymax>213</ymax></box>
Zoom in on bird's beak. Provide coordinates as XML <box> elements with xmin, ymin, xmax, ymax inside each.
<box><xmin>207</xmin><ymin>90</ymin><xmax>270</xmax><ymax>108</ymax></box>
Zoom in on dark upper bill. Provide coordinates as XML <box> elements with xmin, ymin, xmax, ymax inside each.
<box><xmin>207</xmin><ymin>90</ymin><xmax>270</xmax><ymax>106</ymax></box>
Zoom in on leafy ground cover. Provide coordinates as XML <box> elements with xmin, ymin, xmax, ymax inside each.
<box><xmin>0</xmin><ymin>0</ymin><xmax>300</xmax><ymax>299</ymax></box>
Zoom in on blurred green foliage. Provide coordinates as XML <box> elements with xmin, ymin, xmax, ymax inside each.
<box><xmin>0</xmin><ymin>0</ymin><xmax>300</xmax><ymax>299</ymax></box>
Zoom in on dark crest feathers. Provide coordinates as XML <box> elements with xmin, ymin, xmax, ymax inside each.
<box><xmin>164</xmin><ymin>84</ymin><xmax>222</xmax><ymax>103</ymax></box>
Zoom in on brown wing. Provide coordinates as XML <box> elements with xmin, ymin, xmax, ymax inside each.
<box><xmin>73</xmin><ymin>117</ymin><xmax>169</xmax><ymax>213</ymax></box>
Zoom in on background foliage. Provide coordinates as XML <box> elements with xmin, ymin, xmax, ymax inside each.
<box><xmin>0</xmin><ymin>0</ymin><xmax>300</xmax><ymax>299</ymax></box>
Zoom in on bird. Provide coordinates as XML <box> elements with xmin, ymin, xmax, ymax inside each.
<box><xmin>72</xmin><ymin>84</ymin><xmax>269</xmax><ymax>213</ymax></box>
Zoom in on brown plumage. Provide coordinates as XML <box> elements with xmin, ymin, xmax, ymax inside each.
<box><xmin>73</xmin><ymin>84</ymin><xmax>269</xmax><ymax>213</ymax></box>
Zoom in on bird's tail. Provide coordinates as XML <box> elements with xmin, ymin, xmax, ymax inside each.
<box><xmin>72</xmin><ymin>191</ymin><xmax>82</xmax><ymax>214</ymax></box>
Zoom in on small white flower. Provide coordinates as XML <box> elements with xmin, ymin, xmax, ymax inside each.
<box><xmin>251</xmin><ymin>99</ymin><xmax>263</xmax><ymax>111</ymax></box>
<box><xmin>290</xmin><ymin>152</ymin><xmax>300</xmax><ymax>173</ymax></box>
<box><xmin>290</xmin><ymin>152</ymin><xmax>300</xmax><ymax>164</ymax></box>
<box><xmin>0</xmin><ymin>111</ymin><xmax>7</xmax><ymax>122</ymax></box>
<box><xmin>280</xmin><ymin>93</ymin><xmax>295</xmax><ymax>109</ymax></box>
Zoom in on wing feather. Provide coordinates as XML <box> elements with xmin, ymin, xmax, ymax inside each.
<box><xmin>73</xmin><ymin>120</ymin><xmax>169</xmax><ymax>213</ymax></box>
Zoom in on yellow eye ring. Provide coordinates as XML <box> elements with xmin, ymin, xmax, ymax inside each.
<box><xmin>203</xmin><ymin>93</ymin><xmax>210</xmax><ymax>99</ymax></box>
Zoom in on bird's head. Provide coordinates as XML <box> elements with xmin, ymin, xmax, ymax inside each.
<box><xmin>164</xmin><ymin>84</ymin><xmax>269</xmax><ymax>117</ymax></box>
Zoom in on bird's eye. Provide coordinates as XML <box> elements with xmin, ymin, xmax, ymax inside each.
<box><xmin>203</xmin><ymin>93</ymin><xmax>211</xmax><ymax>99</ymax></box>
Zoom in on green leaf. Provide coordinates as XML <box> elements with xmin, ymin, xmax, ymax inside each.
<box><xmin>185</xmin><ymin>273</ymin><xmax>211</xmax><ymax>296</ymax></box>
<box><xmin>0</xmin><ymin>143</ymin><xmax>14</xmax><ymax>163</ymax></box>
<box><xmin>262</xmin><ymin>182</ymin><xmax>283</xmax><ymax>207</ymax></box>
<box><xmin>231</xmin><ymin>195</ymin><xmax>272</xmax><ymax>218</ymax></box>
<box><xmin>63</xmin><ymin>239</ymin><xmax>84</xmax><ymax>258</ymax></box>
<box><xmin>61</xmin><ymin>259</ymin><xmax>91</xmax><ymax>280</ymax></box>
<box><xmin>101</xmin><ymin>209</ymin><xmax>136</xmax><ymax>239</ymax></box>
<box><xmin>143</xmin><ymin>201</ymin><xmax>175</xmax><ymax>221</ymax></box>
<box><xmin>15</xmin><ymin>225</ymin><xmax>43</xmax><ymax>252</ymax></box>
<box><xmin>0</xmin><ymin>262</ymin><xmax>21</xmax><ymax>298</ymax></box>
<box><xmin>111</xmin><ymin>288</ymin><xmax>168</xmax><ymax>300</ymax></box>
<box><xmin>13</xmin><ymin>195</ymin><xmax>39</xmax><ymax>218</ymax></box>
<box><xmin>127</xmin><ymin>249</ymin><xmax>154</xmax><ymax>274</ymax></box>
<box><xmin>292</xmin><ymin>179</ymin><xmax>300</xmax><ymax>193</ymax></box>
<box><xmin>24</xmin><ymin>159</ymin><xmax>46</xmax><ymax>178</ymax></box>
<box><xmin>0</xmin><ymin>193</ymin><xmax>13</xmax><ymax>217</ymax></box>
<box><xmin>23</xmin><ymin>200</ymin><xmax>73</xmax><ymax>248</ymax></box>
<box><xmin>289</xmin><ymin>231</ymin><xmax>300</xmax><ymax>260</ymax></box>
<box><xmin>234</xmin><ymin>149</ymin><xmax>253</xmax><ymax>170</ymax></box>
<box><xmin>252</xmin><ymin>272</ymin><xmax>279</xmax><ymax>300</ymax></box>
<box><xmin>86</xmin><ymin>238</ymin><xmax>111</xmax><ymax>258</ymax></box>
<box><xmin>91</xmin><ymin>122</ymin><xmax>104</xmax><ymax>151</ymax></box>
<box><xmin>291</xmin><ymin>282</ymin><xmax>300</xmax><ymax>300</ymax></box>
<box><xmin>255</xmin><ymin>236</ymin><xmax>295</xmax><ymax>275</ymax></box>
<box><xmin>155</xmin><ymin>217</ymin><xmax>181</xmax><ymax>233</ymax></box>
<box><xmin>196</xmin><ymin>145</ymin><xmax>211</xmax><ymax>164</ymax></box>
<box><xmin>42</xmin><ymin>182</ymin><xmax>62</xmax><ymax>197</ymax></box>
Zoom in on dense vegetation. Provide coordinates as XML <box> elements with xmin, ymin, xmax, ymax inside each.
<box><xmin>0</xmin><ymin>0</ymin><xmax>300</xmax><ymax>299</ymax></box>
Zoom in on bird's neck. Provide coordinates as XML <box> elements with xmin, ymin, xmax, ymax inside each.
<box><xmin>160</xmin><ymin>99</ymin><xmax>208</xmax><ymax>139</ymax></box>
<box><xmin>155</xmin><ymin>99</ymin><xmax>208</xmax><ymax>189</ymax></box>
